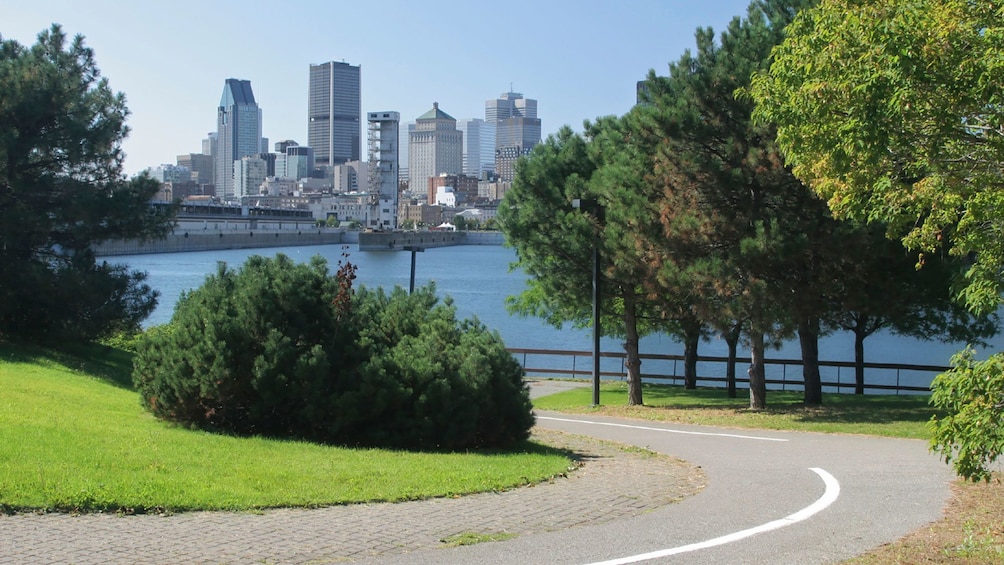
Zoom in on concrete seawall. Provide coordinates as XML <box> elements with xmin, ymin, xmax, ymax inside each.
<box><xmin>94</xmin><ymin>229</ymin><xmax>346</xmax><ymax>256</ymax></box>
<box><xmin>358</xmin><ymin>230</ymin><xmax>504</xmax><ymax>251</ymax></box>
<box><xmin>94</xmin><ymin>229</ymin><xmax>504</xmax><ymax>256</ymax></box>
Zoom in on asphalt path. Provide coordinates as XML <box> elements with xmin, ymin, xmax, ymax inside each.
<box><xmin>361</xmin><ymin>403</ymin><xmax>954</xmax><ymax>564</ymax></box>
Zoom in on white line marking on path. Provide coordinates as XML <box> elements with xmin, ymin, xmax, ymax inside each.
<box><xmin>537</xmin><ymin>416</ymin><xmax>789</xmax><ymax>442</ymax></box>
<box><xmin>584</xmin><ymin>467</ymin><xmax>841</xmax><ymax>565</ymax></box>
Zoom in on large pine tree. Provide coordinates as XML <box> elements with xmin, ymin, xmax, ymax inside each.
<box><xmin>0</xmin><ymin>26</ymin><xmax>175</xmax><ymax>342</ymax></box>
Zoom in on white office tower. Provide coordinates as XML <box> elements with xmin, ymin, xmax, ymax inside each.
<box><xmin>367</xmin><ymin>111</ymin><xmax>400</xmax><ymax>230</ymax></box>
<box><xmin>234</xmin><ymin>156</ymin><xmax>267</xmax><ymax>199</ymax></box>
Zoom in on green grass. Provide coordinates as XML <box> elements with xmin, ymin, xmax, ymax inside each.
<box><xmin>0</xmin><ymin>343</ymin><xmax>572</xmax><ymax>514</ymax></box>
<box><xmin>532</xmin><ymin>381</ymin><xmax>937</xmax><ymax>439</ymax></box>
<box><xmin>440</xmin><ymin>531</ymin><xmax>519</xmax><ymax>547</ymax></box>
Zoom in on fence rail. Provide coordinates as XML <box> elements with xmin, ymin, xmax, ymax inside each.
<box><xmin>507</xmin><ymin>347</ymin><xmax>952</xmax><ymax>394</ymax></box>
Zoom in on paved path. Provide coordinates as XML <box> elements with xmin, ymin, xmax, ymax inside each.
<box><xmin>0</xmin><ymin>380</ymin><xmax>954</xmax><ymax>564</ymax></box>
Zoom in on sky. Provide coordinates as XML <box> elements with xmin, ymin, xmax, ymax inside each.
<box><xmin>5</xmin><ymin>0</ymin><xmax>754</xmax><ymax>176</ymax></box>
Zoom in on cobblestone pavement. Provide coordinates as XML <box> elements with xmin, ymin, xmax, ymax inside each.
<box><xmin>0</xmin><ymin>429</ymin><xmax>705</xmax><ymax>564</ymax></box>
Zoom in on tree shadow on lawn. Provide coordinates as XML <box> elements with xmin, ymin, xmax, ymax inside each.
<box><xmin>0</xmin><ymin>340</ymin><xmax>135</xmax><ymax>390</ymax></box>
<box><xmin>637</xmin><ymin>384</ymin><xmax>938</xmax><ymax>426</ymax></box>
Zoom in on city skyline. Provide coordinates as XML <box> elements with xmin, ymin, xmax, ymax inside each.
<box><xmin>5</xmin><ymin>0</ymin><xmax>754</xmax><ymax>176</ymax></box>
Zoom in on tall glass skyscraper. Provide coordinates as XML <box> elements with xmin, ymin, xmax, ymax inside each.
<box><xmin>308</xmin><ymin>61</ymin><xmax>361</xmax><ymax>169</ymax></box>
<box><xmin>215</xmin><ymin>79</ymin><xmax>262</xmax><ymax>200</ymax></box>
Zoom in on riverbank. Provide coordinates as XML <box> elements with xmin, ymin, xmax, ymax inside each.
<box><xmin>95</xmin><ymin>230</ymin><xmax>504</xmax><ymax>256</ymax></box>
<box><xmin>93</xmin><ymin>229</ymin><xmax>347</xmax><ymax>256</ymax></box>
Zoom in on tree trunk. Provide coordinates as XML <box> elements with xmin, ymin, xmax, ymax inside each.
<box><xmin>749</xmin><ymin>330</ymin><xmax>767</xmax><ymax>410</ymax></box>
<box><xmin>854</xmin><ymin>326</ymin><xmax>866</xmax><ymax>395</ymax></box>
<box><xmin>683</xmin><ymin>319</ymin><xmax>700</xmax><ymax>390</ymax></box>
<box><xmin>799</xmin><ymin>316</ymin><xmax>823</xmax><ymax>406</ymax></box>
<box><xmin>623</xmin><ymin>291</ymin><xmax>643</xmax><ymax>406</ymax></box>
<box><xmin>725</xmin><ymin>323</ymin><xmax>741</xmax><ymax>399</ymax></box>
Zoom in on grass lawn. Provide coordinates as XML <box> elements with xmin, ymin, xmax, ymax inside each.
<box><xmin>0</xmin><ymin>343</ymin><xmax>572</xmax><ymax>513</ymax></box>
<box><xmin>533</xmin><ymin>381</ymin><xmax>936</xmax><ymax>438</ymax></box>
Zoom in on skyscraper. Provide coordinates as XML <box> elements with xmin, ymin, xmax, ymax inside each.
<box><xmin>485</xmin><ymin>91</ymin><xmax>540</xmax><ymax>181</ymax></box>
<box><xmin>308</xmin><ymin>61</ymin><xmax>361</xmax><ymax>169</ymax></box>
<box><xmin>215</xmin><ymin>79</ymin><xmax>262</xmax><ymax>200</ymax></box>
<box><xmin>408</xmin><ymin>103</ymin><xmax>462</xmax><ymax>193</ymax></box>
<box><xmin>457</xmin><ymin>118</ymin><xmax>493</xmax><ymax>178</ymax></box>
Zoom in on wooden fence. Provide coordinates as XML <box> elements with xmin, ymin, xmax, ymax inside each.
<box><xmin>507</xmin><ymin>348</ymin><xmax>951</xmax><ymax>394</ymax></box>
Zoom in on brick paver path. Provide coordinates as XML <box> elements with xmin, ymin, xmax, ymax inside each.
<box><xmin>0</xmin><ymin>429</ymin><xmax>704</xmax><ymax>564</ymax></box>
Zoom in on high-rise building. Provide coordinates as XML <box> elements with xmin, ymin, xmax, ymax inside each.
<box><xmin>308</xmin><ymin>61</ymin><xmax>361</xmax><ymax>169</ymax></box>
<box><xmin>215</xmin><ymin>79</ymin><xmax>262</xmax><ymax>200</ymax></box>
<box><xmin>146</xmin><ymin>164</ymin><xmax>192</xmax><ymax>184</ymax></box>
<box><xmin>177</xmin><ymin>153</ymin><xmax>214</xmax><ymax>186</ymax></box>
<box><xmin>485</xmin><ymin>91</ymin><xmax>540</xmax><ymax>181</ymax></box>
<box><xmin>233</xmin><ymin>156</ymin><xmax>267</xmax><ymax>199</ymax></box>
<box><xmin>408</xmin><ymin>103</ymin><xmax>462</xmax><ymax>193</ymax></box>
<box><xmin>456</xmin><ymin>118</ymin><xmax>494</xmax><ymax>178</ymax></box>
<box><xmin>274</xmin><ymin>143</ymin><xmax>315</xmax><ymax>181</ymax></box>
<box><xmin>367</xmin><ymin>111</ymin><xmax>400</xmax><ymax>230</ymax></box>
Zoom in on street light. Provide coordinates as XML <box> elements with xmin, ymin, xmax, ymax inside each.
<box><xmin>572</xmin><ymin>198</ymin><xmax>604</xmax><ymax>407</ymax></box>
<box><xmin>403</xmin><ymin>245</ymin><xmax>424</xmax><ymax>294</ymax></box>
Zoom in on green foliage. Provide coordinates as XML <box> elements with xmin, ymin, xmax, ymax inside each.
<box><xmin>132</xmin><ymin>254</ymin><xmax>342</xmax><ymax>438</ymax></box>
<box><xmin>332</xmin><ymin>285</ymin><xmax>534</xmax><ymax>449</ymax></box>
<box><xmin>132</xmin><ymin>254</ymin><xmax>534</xmax><ymax>450</ymax></box>
<box><xmin>750</xmin><ymin>0</ymin><xmax>1004</xmax><ymax>484</ymax></box>
<box><xmin>501</xmin><ymin>122</ymin><xmax>663</xmax><ymax>405</ymax></box>
<box><xmin>0</xmin><ymin>25</ymin><xmax>176</xmax><ymax>343</ymax></box>
<box><xmin>633</xmin><ymin>0</ymin><xmax>822</xmax><ymax>407</ymax></box>
<box><xmin>930</xmin><ymin>348</ymin><xmax>1004</xmax><ymax>482</ymax></box>
<box><xmin>751</xmin><ymin>0</ymin><xmax>1004</xmax><ymax>315</ymax></box>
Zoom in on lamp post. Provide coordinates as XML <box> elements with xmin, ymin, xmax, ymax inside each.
<box><xmin>403</xmin><ymin>245</ymin><xmax>424</xmax><ymax>294</ymax></box>
<box><xmin>572</xmin><ymin>198</ymin><xmax>604</xmax><ymax>407</ymax></box>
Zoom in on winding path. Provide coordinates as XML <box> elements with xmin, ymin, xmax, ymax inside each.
<box><xmin>0</xmin><ymin>381</ymin><xmax>953</xmax><ymax>564</ymax></box>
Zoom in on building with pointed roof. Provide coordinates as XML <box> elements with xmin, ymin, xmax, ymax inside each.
<box><xmin>408</xmin><ymin>102</ymin><xmax>462</xmax><ymax>191</ymax></box>
<box><xmin>215</xmin><ymin>79</ymin><xmax>262</xmax><ymax>200</ymax></box>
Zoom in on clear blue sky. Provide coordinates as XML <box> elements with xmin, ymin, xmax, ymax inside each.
<box><xmin>6</xmin><ymin>0</ymin><xmax>753</xmax><ymax>176</ymax></box>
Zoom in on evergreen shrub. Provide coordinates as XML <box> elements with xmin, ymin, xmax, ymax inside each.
<box><xmin>132</xmin><ymin>253</ymin><xmax>534</xmax><ymax>450</ymax></box>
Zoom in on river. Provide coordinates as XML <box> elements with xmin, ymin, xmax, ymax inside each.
<box><xmin>107</xmin><ymin>244</ymin><xmax>1003</xmax><ymax>388</ymax></box>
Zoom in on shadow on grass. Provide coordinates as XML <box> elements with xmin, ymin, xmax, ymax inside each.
<box><xmin>0</xmin><ymin>340</ymin><xmax>135</xmax><ymax>390</ymax></box>
<box><xmin>576</xmin><ymin>383</ymin><xmax>941</xmax><ymax>427</ymax></box>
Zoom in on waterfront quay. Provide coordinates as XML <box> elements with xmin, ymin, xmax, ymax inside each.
<box><xmin>94</xmin><ymin>229</ymin><xmax>503</xmax><ymax>256</ymax></box>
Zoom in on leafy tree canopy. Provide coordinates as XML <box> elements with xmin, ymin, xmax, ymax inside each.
<box><xmin>751</xmin><ymin>0</ymin><xmax>1004</xmax><ymax>314</ymax></box>
<box><xmin>0</xmin><ymin>25</ymin><xmax>175</xmax><ymax>342</ymax></box>
<box><xmin>751</xmin><ymin>0</ymin><xmax>1004</xmax><ymax>481</ymax></box>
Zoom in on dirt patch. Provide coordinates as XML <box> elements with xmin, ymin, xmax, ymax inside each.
<box><xmin>845</xmin><ymin>473</ymin><xmax>1003</xmax><ymax>564</ymax></box>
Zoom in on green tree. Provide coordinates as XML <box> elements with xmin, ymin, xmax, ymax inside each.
<box><xmin>829</xmin><ymin>223</ymin><xmax>998</xmax><ymax>394</ymax></box>
<box><xmin>751</xmin><ymin>0</ymin><xmax>1004</xmax><ymax>314</ymax></box>
<box><xmin>635</xmin><ymin>0</ymin><xmax>822</xmax><ymax>408</ymax></box>
<box><xmin>930</xmin><ymin>348</ymin><xmax>1004</xmax><ymax>483</ymax></box>
<box><xmin>751</xmin><ymin>0</ymin><xmax>1004</xmax><ymax>479</ymax></box>
<box><xmin>500</xmin><ymin>124</ymin><xmax>659</xmax><ymax>405</ymax></box>
<box><xmin>134</xmin><ymin>255</ymin><xmax>534</xmax><ymax>450</ymax></box>
<box><xmin>0</xmin><ymin>25</ymin><xmax>175</xmax><ymax>343</ymax></box>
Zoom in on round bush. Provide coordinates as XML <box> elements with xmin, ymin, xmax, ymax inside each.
<box><xmin>132</xmin><ymin>254</ymin><xmax>534</xmax><ymax>450</ymax></box>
